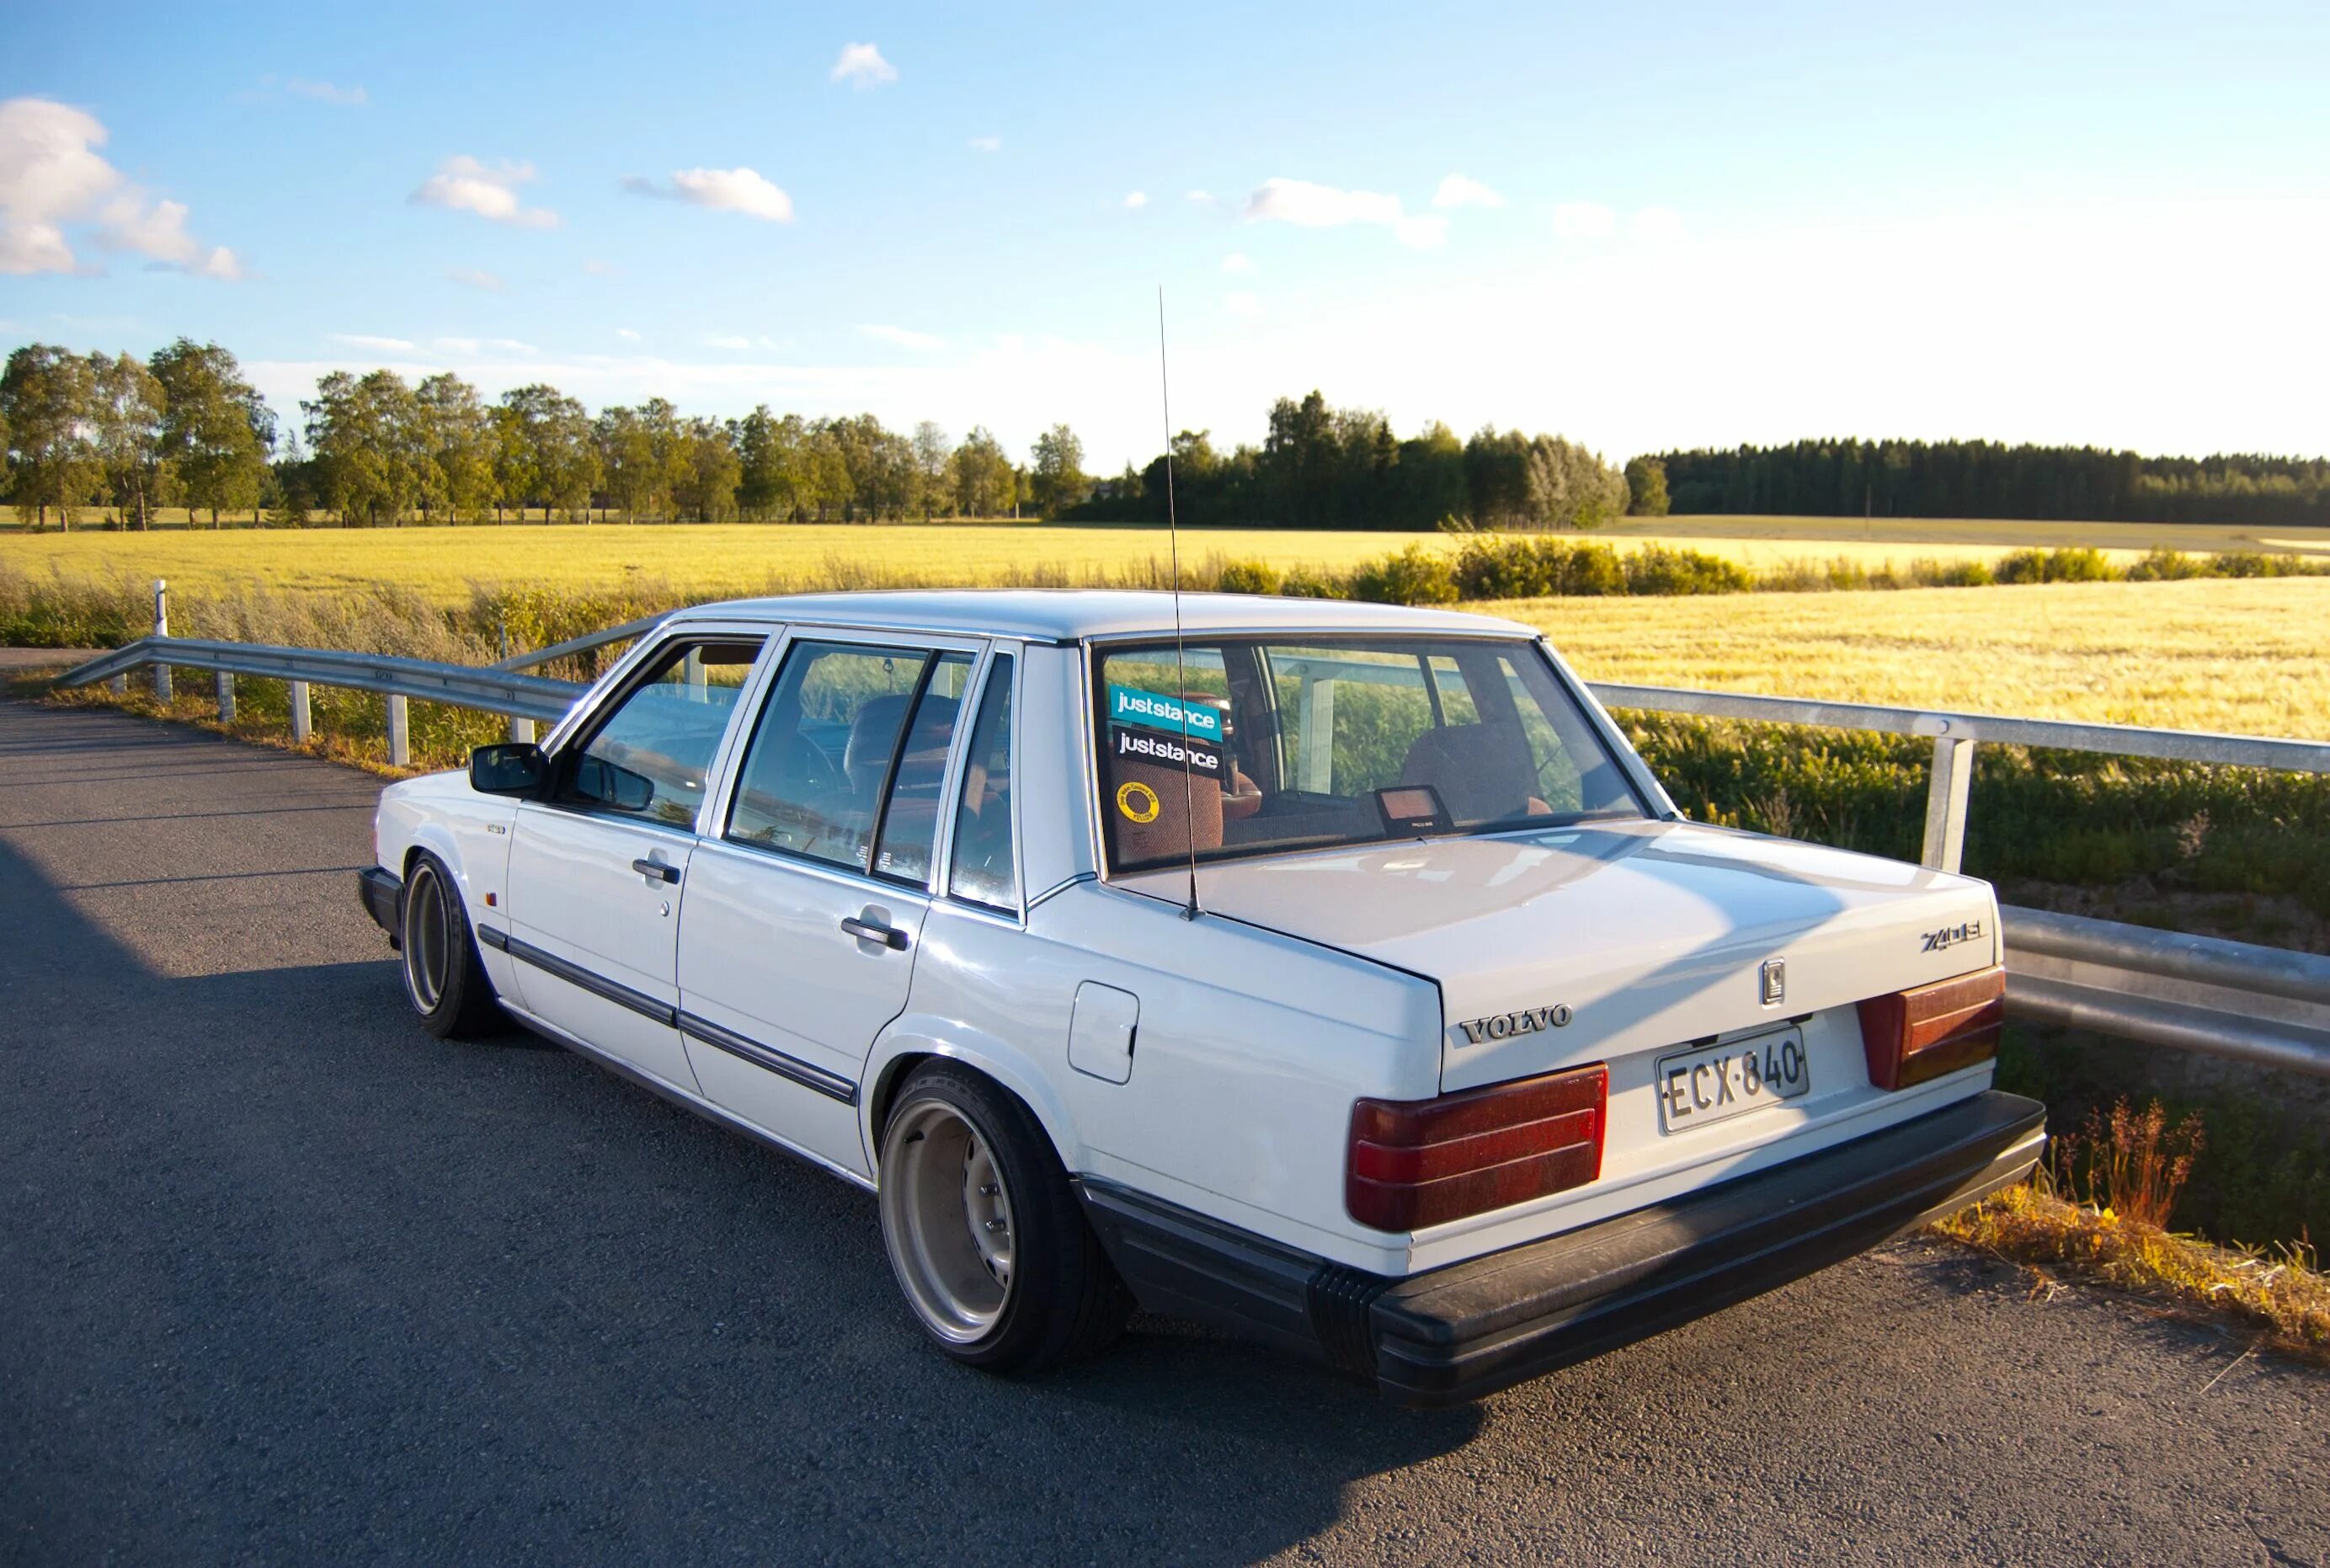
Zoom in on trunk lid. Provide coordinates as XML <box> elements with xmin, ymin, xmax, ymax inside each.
<box><xmin>1130</xmin><ymin>819</ymin><xmax>2000</xmax><ymax>1092</ymax></box>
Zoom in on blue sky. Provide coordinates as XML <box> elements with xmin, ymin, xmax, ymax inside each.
<box><xmin>3</xmin><ymin>0</ymin><xmax>2325</xmax><ymax>467</ymax></box>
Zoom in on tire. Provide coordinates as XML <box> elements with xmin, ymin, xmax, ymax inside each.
<box><xmin>398</xmin><ymin>851</ymin><xmax>502</xmax><ymax>1040</ymax></box>
<box><xmin>877</xmin><ymin>1061</ymin><xmax>1132</xmax><ymax>1373</ymax></box>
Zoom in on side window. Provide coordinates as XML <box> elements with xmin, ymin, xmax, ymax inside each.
<box><xmin>947</xmin><ymin>654</ymin><xmax>1016</xmax><ymax>911</ymax></box>
<box><xmin>726</xmin><ymin>641</ymin><xmax>968</xmax><ymax>880</ymax></box>
<box><xmin>870</xmin><ymin>652</ymin><xmax>975</xmax><ymax>885</ymax></box>
<box><xmin>559</xmin><ymin>638</ymin><xmax>764</xmax><ymax>827</ymax></box>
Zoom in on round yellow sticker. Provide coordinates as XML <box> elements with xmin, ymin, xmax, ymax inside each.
<box><xmin>1116</xmin><ymin>781</ymin><xmax>1162</xmax><ymax>824</ymax></box>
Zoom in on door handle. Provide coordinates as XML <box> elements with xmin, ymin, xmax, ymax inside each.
<box><xmin>840</xmin><ymin>915</ymin><xmax>910</xmax><ymax>951</ymax></box>
<box><xmin>632</xmin><ymin>857</ymin><xmax>680</xmax><ymax>884</ymax></box>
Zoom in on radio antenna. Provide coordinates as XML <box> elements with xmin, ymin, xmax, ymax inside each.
<box><xmin>1158</xmin><ymin>285</ymin><xmax>1199</xmax><ymax>920</ymax></box>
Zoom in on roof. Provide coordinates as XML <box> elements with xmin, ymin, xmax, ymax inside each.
<box><xmin>669</xmin><ymin>589</ymin><xmax>1542</xmax><ymax>643</ymax></box>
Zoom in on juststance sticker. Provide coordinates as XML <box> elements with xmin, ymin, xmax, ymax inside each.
<box><xmin>1111</xmin><ymin>724</ymin><xmax>1224</xmax><ymax>778</ymax></box>
<box><xmin>1107</xmin><ymin>684</ymin><xmax>1224</xmax><ymax>742</ymax></box>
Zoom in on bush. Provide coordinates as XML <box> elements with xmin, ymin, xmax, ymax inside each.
<box><xmin>1620</xmin><ymin>544</ymin><xmax>1752</xmax><ymax>595</ymax></box>
<box><xmin>1351</xmin><ymin>543</ymin><xmax>1459</xmax><ymax>605</ymax></box>
<box><xmin>1213</xmin><ymin>558</ymin><xmax>1282</xmax><ymax>596</ymax></box>
<box><xmin>2125</xmin><ymin>547</ymin><xmax>2205</xmax><ymax>581</ymax></box>
<box><xmin>1997</xmin><ymin>547</ymin><xmax>2117</xmax><ymax>584</ymax></box>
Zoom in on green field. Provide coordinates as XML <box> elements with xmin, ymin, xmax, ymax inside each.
<box><xmin>3</xmin><ymin>514</ymin><xmax>2324</xmax><ymax>605</ymax></box>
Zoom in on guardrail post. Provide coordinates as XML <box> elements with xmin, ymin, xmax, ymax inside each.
<box><xmin>215</xmin><ymin>670</ymin><xmax>235</xmax><ymax>724</ymax></box>
<box><xmin>109</xmin><ymin>673</ymin><xmax>125</xmax><ymax>696</ymax></box>
<box><xmin>1921</xmin><ymin>735</ymin><xmax>1975</xmax><ymax>872</ymax></box>
<box><xmin>387</xmin><ymin>694</ymin><xmax>410</xmax><ymax>766</ymax></box>
<box><xmin>289</xmin><ymin>680</ymin><xmax>312</xmax><ymax>744</ymax></box>
<box><xmin>151</xmin><ymin>579</ymin><xmax>171</xmax><ymax>704</ymax></box>
<box><xmin>509</xmin><ymin>714</ymin><xmax>536</xmax><ymax>744</ymax></box>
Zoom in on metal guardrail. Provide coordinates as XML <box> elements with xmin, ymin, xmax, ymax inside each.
<box><xmin>42</xmin><ymin>589</ymin><xmax>2330</xmax><ymax>1077</ymax></box>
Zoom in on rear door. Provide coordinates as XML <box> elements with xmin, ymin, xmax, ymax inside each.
<box><xmin>502</xmin><ymin>632</ymin><xmax>767</xmax><ymax>1092</ymax></box>
<box><xmin>676</xmin><ymin>632</ymin><xmax>986</xmax><ymax>1174</ymax></box>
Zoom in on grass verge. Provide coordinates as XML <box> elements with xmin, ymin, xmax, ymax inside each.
<box><xmin>1933</xmin><ymin>1181</ymin><xmax>2330</xmax><ymax>1367</ymax></box>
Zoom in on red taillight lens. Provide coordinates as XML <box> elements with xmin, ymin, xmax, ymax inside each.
<box><xmin>1858</xmin><ymin>965</ymin><xmax>2005</xmax><ymax>1091</ymax></box>
<box><xmin>1346</xmin><ymin>1064</ymin><xmax>1607</xmax><ymax>1232</ymax></box>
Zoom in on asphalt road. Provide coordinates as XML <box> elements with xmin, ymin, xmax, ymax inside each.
<box><xmin>3</xmin><ymin>698</ymin><xmax>2325</xmax><ymax>1566</ymax></box>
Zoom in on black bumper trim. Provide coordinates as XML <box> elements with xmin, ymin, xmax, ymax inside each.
<box><xmin>358</xmin><ymin>867</ymin><xmax>401</xmax><ymax>944</ymax></box>
<box><xmin>1078</xmin><ymin>1089</ymin><xmax>2045</xmax><ymax>1406</ymax></box>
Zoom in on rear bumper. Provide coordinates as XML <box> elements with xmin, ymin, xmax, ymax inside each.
<box><xmin>1078</xmin><ymin>1088</ymin><xmax>2045</xmax><ymax>1407</ymax></box>
<box><xmin>358</xmin><ymin>867</ymin><xmax>401</xmax><ymax>944</ymax></box>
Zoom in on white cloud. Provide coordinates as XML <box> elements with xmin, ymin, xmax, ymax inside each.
<box><xmin>861</xmin><ymin>323</ymin><xmax>943</xmax><ymax>351</ymax></box>
<box><xmin>433</xmin><ymin>336</ymin><xmax>535</xmax><ymax>355</ymax></box>
<box><xmin>1220</xmin><ymin>252</ymin><xmax>1254</xmax><ymax>275</ymax></box>
<box><xmin>614</xmin><ymin>327</ymin><xmax>642</xmax><ymax>342</ymax></box>
<box><xmin>0</xmin><ymin>97</ymin><xmax>243</xmax><ymax>278</ymax></box>
<box><xmin>332</xmin><ymin>333</ymin><xmax>416</xmax><ymax>353</ymax></box>
<box><xmin>1185</xmin><ymin>189</ymin><xmax>1218</xmax><ymax>206</ymax></box>
<box><xmin>1224</xmin><ymin>291</ymin><xmax>1263</xmax><ymax>320</ymax></box>
<box><xmin>1551</xmin><ymin>201</ymin><xmax>1618</xmax><ymax>238</ymax></box>
<box><xmin>831</xmin><ymin>42</ymin><xmax>897</xmax><ymax>88</ymax></box>
<box><xmin>1629</xmin><ymin>205</ymin><xmax>1686</xmax><ymax>242</ymax></box>
<box><xmin>623</xmin><ymin>167</ymin><xmax>793</xmax><ymax>221</ymax></box>
<box><xmin>447</xmin><ymin>267</ymin><xmax>503</xmax><ymax>291</ymax></box>
<box><xmin>705</xmin><ymin>333</ymin><xmax>753</xmax><ymax>350</ymax></box>
<box><xmin>1432</xmin><ymin>173</ymin><xmax>1504</xmax><ymax>211</ymax></box>
<box><xmin>410</xmin><ymin>155</ymin><xmax>557</xmax><ymax>228</ymax></box>
<box><xmin>1123</xmin><ymin>190</ymin><xmax>1149</xmax><ymax>210</ymax></box>
<box><xmin>584</xmin><ymin>259</ymin><xmax>621</xmax><ymax>276</ymax></box>
<box><xmin>285</xmin><ymin>78</ymin><xmax>366</xmax><ymax>106</ymax></box>
<box><xmin>1241</xmin><ymin>177</ymin><xmax>1446</xmax><ymax>248</ymax></box>
<box><xmin>969</xmin><ymin>136</ymin><xmax>1000</xmax><ymax>153</ymax></box>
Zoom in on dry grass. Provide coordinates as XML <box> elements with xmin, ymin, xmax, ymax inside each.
<box><xmin>1501</xmin><ymin>576</ymin><xmax>2330</xmax><ymax>739</ymax></box>
<box><xmin>7</xmin><ymin>515</ymin><xmax>2325</xmax><ymax>606</ymax></box>
<box><xmin>1935</xmin><ymin>1182</ymin><xmax>2330</xmax><ymax>1365</ymax></box>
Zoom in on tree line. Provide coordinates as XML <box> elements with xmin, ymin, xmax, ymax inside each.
<box><xmin>0</xmin><ymin>339</ymin><xmax>1091</xmax><ymax>528</ymax></box>
<box><xmin>10</xmin><ymin>334</ymin><xmax>2322</xmax><ymax>532</ymax></box>
<box><xmin>1650</xmin><ymin>439</ymin><xmax>2330</xmax><ymax>527</ymax></box>
<box><xmin>1067</xmin><ymin>389</ymin><xmax>1638</xmax><ymax>532</ymax></box>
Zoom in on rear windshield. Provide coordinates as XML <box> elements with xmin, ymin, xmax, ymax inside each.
<box><xmin>1094</xmin><ymin>637</ymin><xmax>1643</xmax><ymax>872</ymax></box>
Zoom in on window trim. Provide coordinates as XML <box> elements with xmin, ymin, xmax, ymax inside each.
<box><xmin>708</xmin><ymin>626</ymin><xmax>991</xmax><ymax>893</ymax></box>
<box><xmin>1083</xmin><ymin>632</ymin><xmax>1653</xmax><ymax>880</ymax></box>
<box><xmin>939</xmin><ymin>648</ymin><xmax>1024</xmax><ymax>920</ymax></box>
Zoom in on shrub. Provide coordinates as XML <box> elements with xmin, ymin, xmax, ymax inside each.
<box><xmin>1620</xmin><ymin>544</ymin><xmax>1751</xmax><ymax>595</ymax></box>
<box><xmin>2125</xmin><ymin>547</ymin><xmax>2205</xmax><ymax>581</ymax></box>
<box><xmin>1351</xmin><ymin>543</ymin><xmax>1459</xmax><ymax>605</ymax></box>
<box><xmin>1213</xmin><ymin>558</ymin><xmax>1282</xmax><ymax>596</ymax></box>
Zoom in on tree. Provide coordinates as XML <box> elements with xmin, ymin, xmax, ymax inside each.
<box><xmin>494</xmin><ymin>385</ymin><xmax>598</xmax><ymax>520</ymax></box>
<box><xmin>415</xmin><ymin>373</ymin><xmax>499</xmax><ymax>523</ymax></box>
<box><xmin>911</xmin><ymin>421</ymin><xmax>951</xmax><ymax>518</ymax></box>
<box><xmin>305</xmin><ymin>370</ymin><xmax>428</xmax><ymax>525</ymax></box>
<box><xmin>86</xmin><ymin>353</ymin><xmax>169</xmax><ymax>531</ymax></box>
<box><xmin>594</xmin><ymin>405</ymin><xmax>658</xmax><ymax>520</ymax></box>
<box><xmin>670</xmin><ymin>417</ymin><xmax>741</xmax><ymax>521</ymax></box>
<box><xmin>1</xmin><ymin>344</ymin><xmax>100</xmax><ymax>529</ymax></box>
<box><xmin>149</xmin><ymin>339</ymin><xmax>272</xmax><ymax>527</ymax></box>
<box><xmin>950</xmin><ymin>426</ymin><xmax>1016</xmax><ymax>518</ymax></box>
<box><xmin>1624</xmin><ymin>456</ymin><xmax>1670</xmax><ymax>516</ymax></box>
<box><xmin>1030</xmin><ymin>424</ymin><xmax>1089</xmax><ymax>517</ymax></box>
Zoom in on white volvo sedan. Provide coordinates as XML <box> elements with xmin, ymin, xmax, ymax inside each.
<box><xmin>360</xmin><ymin>591</ymin><xmax>2042</xmax><ymax>1405</ymax></box>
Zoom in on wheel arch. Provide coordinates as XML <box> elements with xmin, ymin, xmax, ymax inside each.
<box><xmin>862</xmin><ymin>1018</ymin><xmax>1086</xmax><ymax>1181</ymax></box>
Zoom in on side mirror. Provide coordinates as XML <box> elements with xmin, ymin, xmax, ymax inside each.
<box><xmin>571</xmin><ymin>754</ymin><xmax>656</xmax><ymax>813</ymax></box>
<box><xmin>471</xmin><ymin>742</ymin><xmax>547</xmax><ymax>797</ymax></box>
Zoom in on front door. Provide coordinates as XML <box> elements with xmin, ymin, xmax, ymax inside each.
<box><xmin>677</xmin><ymin>637</ymin><xmax>982</xmax><ymax>1174</ymax></box>
<box><xmin>504</xmin><ymin>634</ymin><xmax>766</xmax><ymax>1091</ymax></box>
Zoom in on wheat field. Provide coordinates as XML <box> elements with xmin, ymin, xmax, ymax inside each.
<box><xmin>1508</xmin><ymin>576</ymin><xmax>2330</xmax><ymax>739</ymax></box>
<box><xmin>3</xmin><ymin>515</ymin><xmax>2324</xmax><ymax>604</ymax></box>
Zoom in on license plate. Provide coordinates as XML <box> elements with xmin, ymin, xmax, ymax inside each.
<box><xmin>1656</xmin><ymin>1027</ymin><xmax>1810</xmax><ymax>1133</ymax></box>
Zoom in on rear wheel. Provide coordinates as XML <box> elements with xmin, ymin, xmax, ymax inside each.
<box><xmin>877</xmin><ymin>1062</ymin><xmax>1130</xmax><ymax>1372</ymax></box>
<box><xmin>400</xmin><ymin>852</ymin><xmax>501</xmax><ymax>1039</ymax></box>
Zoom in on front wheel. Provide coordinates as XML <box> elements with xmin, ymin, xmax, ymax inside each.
<box><xmin>399</xmin><ymin>852</ymin><xmax>502</xmax><ymax>1039</ymax></box>
<box><xmin>877</xmin><ymin>1062</ymin><xmax>1130</xmax><ymax>1372</ymax></box>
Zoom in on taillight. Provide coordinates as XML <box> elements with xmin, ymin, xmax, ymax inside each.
<box><xmin>1857</xmin><ymin>965</ymin><xmax>2005</xmax><ymax>1091</ymax></box>
<box><xmin>1346</xmin><ymin>1064</ymin><xmax>1607</xmax><ymax>1232</ymax></box>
